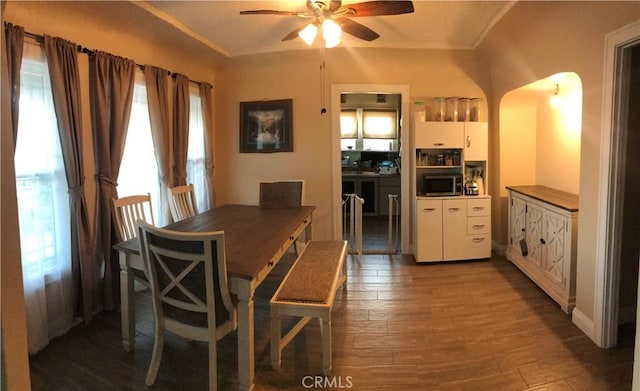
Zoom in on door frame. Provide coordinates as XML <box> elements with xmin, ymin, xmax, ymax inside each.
<box><xmin>594</xmin><ymin>20</ymin><xmax>640</xmax><ymax>349</ymax></box>
<box><xmin>330</xmin><ymin>84</ymin><xmax>411</xmax><ymax>253</ymax></box>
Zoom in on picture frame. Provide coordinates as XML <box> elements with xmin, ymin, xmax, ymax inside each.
<box><xmin>240</xmin><ymin>99</ymin><xmax>293</xmax><ymax>153</ymax></box>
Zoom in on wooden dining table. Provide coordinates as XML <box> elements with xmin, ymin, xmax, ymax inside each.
<box><xmin>114</xmin><ymin>203</ymin><xmax>315</xmax><ymax>391</ymax></box>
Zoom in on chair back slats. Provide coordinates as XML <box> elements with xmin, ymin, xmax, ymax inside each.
<box><xmin>113</xmin><ymin>193</ymin><xmax>154</xmax><ymax>241</ymax></box>
<box><xmin>259</xmin><ymin>180</ymin><xmax>304</xmax><ymax>209</ymax></box>
<box><xmin>168</xmin><ymin>184</ymin><xmax>198</xmax><ymax>222</ymax></box>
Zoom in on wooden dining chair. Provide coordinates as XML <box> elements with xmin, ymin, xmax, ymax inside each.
<box><xmin>259</xmin><ymin>180</ymin><xmax>305</xmax><ymax>209</ymax></box>
<box><xmin>112</xmin><ymin>193</ymin><xmax>154</xmax><ymax>241</ymax></box>
<box><xmin>167</xmin><ymin>184</ymin><xmax>198</xmax><ymax>222</ymax></box>
<box><xmin>137</xmin><ymin>221</ymin><xmax>237</xmax><ymax>391</ymax></box>
<box><xmin>259</xmin><ymin>180</ymin><xmax>305</xmax><ymax>255</ymax></box>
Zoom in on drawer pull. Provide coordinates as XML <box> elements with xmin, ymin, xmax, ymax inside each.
<box><xmin>423</xmin><ymin>208</ymin><xmax>437</xmax><ymax>212</ymax></box>
<box><xmin>472</xmin><ymin>224</ymin><xmax>485</xmax><ymax>230</ymax></box>
<box><xmin>472</xmin><ymin>206</ymin><xmax>485</xmax><ymax>211</ymax></box>
<box><xmin>433</xmin><ymin>143</ymin><xmax>444</xmax><ymax>146</ymax></box>
<box><xmin>448</xmin><ymin>208</ymin><xmax>461</xmax><ymax>212</ymax></box>
<box><xmin>472</xmin><ymin>238</ymin><xmax>485</xmax><ymax>243</ymax></box>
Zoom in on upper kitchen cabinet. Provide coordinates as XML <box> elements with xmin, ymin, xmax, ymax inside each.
<box><xmin>464</xmin><ymin>122</ymin><xmax>488</xmax><ymax>161</ymax></box>
<box><xmin>415</xmin><ymin>122</ymin><xmax>464</xmax><ymax>149</ymax></box>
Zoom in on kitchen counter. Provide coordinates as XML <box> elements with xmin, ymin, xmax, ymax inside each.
<box><xmin>342</xmin><ymin>171</ymin><xmax>400</xmax><ymax>177</ymax></box>
<box><xmin>506</xmin><ymin>185</ymin><xmax>579</xmax><ymax>212</ymax></box>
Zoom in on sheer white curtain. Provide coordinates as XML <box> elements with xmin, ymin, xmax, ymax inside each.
<box><xmin>118</xmin><ymin>71</ymin><xmax>162</xmax><ymax>224</ymax></box>
<box><xmin>186</xmin><ymin>83</ymin><xmax>209</xmax><ymax>212</ymax></box>
<box><xmin>14</xmin><ymin>41</ymin><xmax>74</xmax><ymax>354</ymax></box>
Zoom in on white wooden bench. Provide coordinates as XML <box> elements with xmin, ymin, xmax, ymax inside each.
<box><xmin>270</xmin><ymin>240</ymin><xmax>348</xmax><ymax>375</ymax></box>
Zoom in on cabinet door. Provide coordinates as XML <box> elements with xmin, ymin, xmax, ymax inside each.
<box><xmin>443</xmin><ymin>199</ymin><xmax>467</xmax><ymax>260</ymax></box>
<box><xmin>415</xmin><ymin>122</ymin><xmax>464</xmax><ymax>149</ymax></box>
<box><xmin>464</xmin><ymin>122</ymin><xmax>488</xmax><ymax>161</ymax></box>
<box><xmin>360</xmin><ymin>179</ymin><xmax>377</xmax><ymax>215</ymax></box>
<box><xmin>509</xmin><ymin>194</ymin><xmax>527</xmax><ymax>253</ymax></box>
<box><xmin>542</xmin><ymin>209</ymin><xmax>568</xmax><ymax>286</ymax></box>
<box><xmin>416</xmin><ymin>199</ymin><xmax>442</xmax><ymax>262</ymax></box>
<box><xmin>525</xmin><ymin>202</ymin><xmax>544</xmax><ymax>267</ymax></box>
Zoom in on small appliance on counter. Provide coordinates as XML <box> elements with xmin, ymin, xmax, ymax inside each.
<box><xmin>378</xmin><ymin>160</ymin><xmax>398</xmax><ymax>175</ymax></box>
<box><xmin>464</xmin><ymin>165</ymin><xmax>485</xmax><ymax>195</ymax></box>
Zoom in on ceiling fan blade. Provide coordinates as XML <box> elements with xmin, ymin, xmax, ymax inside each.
<box><xmin>239</xmin><ymin>10</ymin><xmax>301</xmax><ymax>16</ymax></box>
<box><xmin>338</xmin><ymin>1</ymin><xmax>414</xmax><ymax>17</ymax></box>
<box><xmin>336</xmin><ymin>18</ymin><xmax>379</xmax><ymax>41</ymax></box>
<box><xmin>282</xmin><ymin>25</ymin><xmax>307</xmax><ymax>41</ymax></box>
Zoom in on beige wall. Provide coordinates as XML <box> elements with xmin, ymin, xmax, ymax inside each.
<box><xmin>214</xmin><ymin>48</ymin><xmax>490</xmax><ymax>239</ymax></box>
<box><xmin>478</xmin><ymin>1</ymin><xmax>639</xmax><ymax>323</ymax></box>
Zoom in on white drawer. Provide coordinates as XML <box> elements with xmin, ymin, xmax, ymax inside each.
<box><xmin>467</xmin><ymin>198</ymin><xmax>491</xmax><ymax>216</ymax></box>
<box><xmin>467</xmin><ymin>216</ymin><xmax>490</xmax><ymax>234</ymax></box>
<box><xmin>467</xmin><ymin>235</ymin><xmax>491</xmax><ymax>258</ymax></box>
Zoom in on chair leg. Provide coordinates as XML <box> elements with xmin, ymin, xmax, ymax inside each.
<box><xmin>208</xmin><ymin>339</ymin><xmax>217</xmax><ymax>391</ymax></box>
<box><xmin>320</xmin><ymin>315</ymin><xmax>332</xmax><ymax>376</ymax></box>
<box><xmin>270</xmin><ymin>308</ymin><xmax>282</xmax><ymax>370</ymax></box>
<box><xmin>145</xmin><ymin>325</ymin><xmax>165</xmax><ymax>386</ymax></box>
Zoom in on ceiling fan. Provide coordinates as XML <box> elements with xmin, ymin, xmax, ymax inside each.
<box><xmin>240</xmin><ymin>1</ymin><xmax>415</xmax><ymax>48</ymax></box>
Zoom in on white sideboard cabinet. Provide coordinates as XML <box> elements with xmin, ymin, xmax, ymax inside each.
<box><xmin>505</xmin><ymin>186</ymin><xmax>579</xmax><ymax>314</ymax></box>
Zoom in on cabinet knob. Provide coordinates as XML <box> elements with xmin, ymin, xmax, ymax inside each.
<box><xmin>540</xmin><ymin>238</ymin><xmax>546</xmax><ymax>244</ymax></box>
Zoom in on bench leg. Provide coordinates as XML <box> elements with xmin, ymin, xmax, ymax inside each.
<box><xmin>320</xmin><ymin>314</ymin><xmax>332</xmax><ymax>375</ymax></box>
<box><xmin>270</xmin><ymin>307</ymin><xmax>281</xmax><ymax>370</ymax></box>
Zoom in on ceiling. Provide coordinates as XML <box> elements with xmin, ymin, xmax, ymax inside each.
<box><xmin>135</xmin><ymin>1</ymin><xmax>515</xmax><ymax>57</ymax></box>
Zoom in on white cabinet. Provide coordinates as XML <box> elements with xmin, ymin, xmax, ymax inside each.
<box><xmin>506</xmin><ymin>187</ymin><xmax>578</xmax><ymax>314</ymax></box>
<box><xmin>415</xmin><ymin>122</ymin><xmax>464</xmax><ymax>149</ymax></box>
<box><xmin>464</xmin><ymin>122</ymin><xmax>488</xmax><ymax>161</ymax></box>
<box><xmin>416</xmin><ymin>199</ymin><xmax>443</xmax><ymax>262</ymax></box>
<box><xmin>415</xmin><ymin>196</ymin><xmax>491</xmax><ymax>263</ymax></box>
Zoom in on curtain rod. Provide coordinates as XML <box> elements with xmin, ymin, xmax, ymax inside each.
<box><xmin>17</xmin><ymin>24</ymin><xmax>207</xmax><ymax>84</ymax></box>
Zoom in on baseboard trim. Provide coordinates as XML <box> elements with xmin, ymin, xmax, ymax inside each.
<box><xmin>492</xmin><ymin>241</ymin><xmax>506</xmax><ymax>257</ymax></box>
<box><xmin>572</xmin><ymin>307</ymin><xmax>595</xmax><ymax>342</ymax></box>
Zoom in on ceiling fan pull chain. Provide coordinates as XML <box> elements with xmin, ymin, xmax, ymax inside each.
<box><xmin>320</xmin><ymin>60</ymin><xmax>327</xmax><ymax>114</ymax></box>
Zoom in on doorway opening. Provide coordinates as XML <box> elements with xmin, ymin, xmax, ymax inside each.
<box><xmin>330</xmin><ymin>84</ymin><xmax>411</xmax><ymax>255</ymax></box>
<box><xmin>596</xmin><ymin>20</ymin><xmax>640</xmax><ymax>353</ymax></box>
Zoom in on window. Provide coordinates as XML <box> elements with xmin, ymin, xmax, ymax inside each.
<box><xmin>117</xmin><ymin>71</ymin><xmax>162</xmax><ymax>224</ymax></box>
<box><xmin>186</xmin><ymin>83</ymin><xmax>209</xmax><ymax>212</ymax></box>
<box><xmin>340</xmin><ymin>108</ymin><xmax>399</xmax><ymax>151</ymax></box>
<box><xmin>15</xmin><ymin>41</ymin><xmax>74</xmax><ymax>353</ymax></box>
<box><xmin>15</xmin><ymin>43</ymin><xmax>71</xmax><ymax>280</ymax></box>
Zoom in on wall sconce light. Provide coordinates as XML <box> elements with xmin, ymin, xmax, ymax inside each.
<box><xmin>550</xmin><ymin>83</ymin><xmax>562</xmax><ymax>107</ymax></box>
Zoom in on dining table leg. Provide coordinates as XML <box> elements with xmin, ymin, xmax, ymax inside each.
<box><xmin>119</xmin><ymin>251</ymin><xmax>135</xmax><ymax>352</ymax></box>
<box><xmin>234</xmin><ymin>278</ymin><xmax>255</xmax><ymax>391</ymax></box>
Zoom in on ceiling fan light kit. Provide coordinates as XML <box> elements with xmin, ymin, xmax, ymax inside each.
<box><xmin>240</xmin><ymin>0</ymin><xmax>414</xmax><ymax>49</ymax></box>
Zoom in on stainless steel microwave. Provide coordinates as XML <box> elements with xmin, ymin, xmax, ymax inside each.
<box><xmin>423</xmin><ymin>174</ymin><xmax>463</xmax><ymax>196</ymax></box>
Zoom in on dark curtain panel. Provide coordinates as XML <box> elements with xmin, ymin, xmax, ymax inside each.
<box><xmin>143</xmin><ymin>65</ymin><xmax>172</xmax><ymax>224</ymax></box>
<box><xmin>4</xmin><ymin>23</ymin><xmax>24</xmax><ymax>150</ymax></box>
<box><xmin>199</xmin><ymin>82</ymin><xmax>215</xmax><ymax>209</ymax></box>
<box><xmin>90</xmin><ymin>51</ymin><xmax>135</xmax><ymax>311</ymax></box>
<box><xmin>173</xmin><ymin>74</ymin><xmax>190</xmax><ymax>186</ymax></box>
<box><xmin>43</xmin><ymin>36</ymin><xmax>95</xmax><ymax>323</ymax></box>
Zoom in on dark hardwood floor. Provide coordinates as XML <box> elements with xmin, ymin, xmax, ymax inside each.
<box><xmin>29</xmin><ymin>253</ymin><xmax>634</xmax><ymax>390</ymax></box>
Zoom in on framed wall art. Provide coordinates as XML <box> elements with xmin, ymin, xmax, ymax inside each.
<box><xmin>240</xmin><ymin>99</ymin><xmax>293</xmax><ymax>153</ymax></box>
